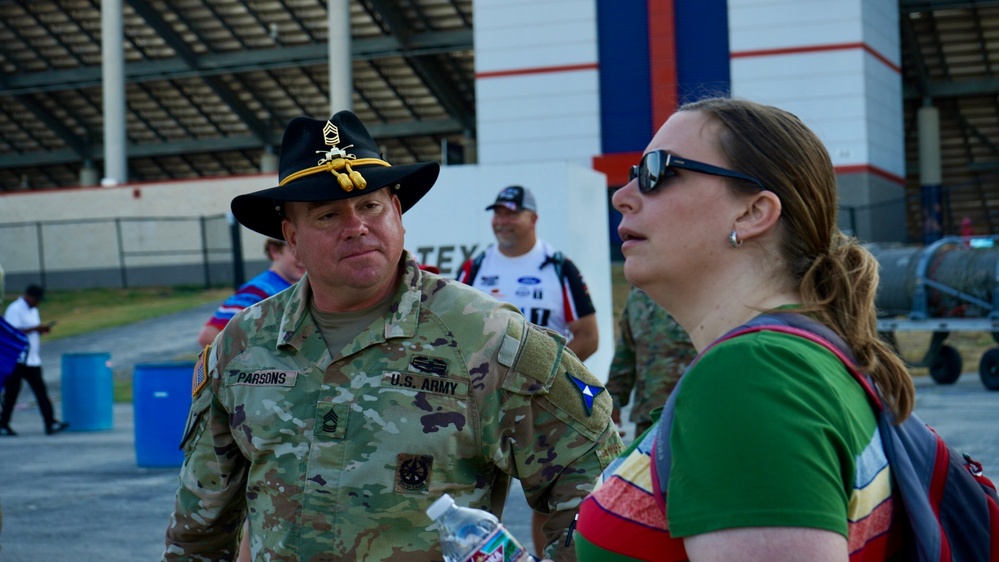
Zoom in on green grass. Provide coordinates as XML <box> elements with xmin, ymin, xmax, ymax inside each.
<box><xmin>893</xmin><ymin>330</ymin><xmax>995</xmax><ymax>378</ymax></box>
<box><xmin>27</xmin><ymin>285</ymin><xmax>232</xmax><ymax>341</ymax></box>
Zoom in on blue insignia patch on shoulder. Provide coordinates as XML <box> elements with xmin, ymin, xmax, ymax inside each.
<box><xmin>567</xmin><ymin>372</ymin><xmax>605</xmax><ymax>416</ymax></box>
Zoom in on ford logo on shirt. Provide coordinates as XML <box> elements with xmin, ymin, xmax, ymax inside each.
<box><xmin>518</xmin><ymin>276</ymin><xmax>542</xmax><ymax>285</ymax></box>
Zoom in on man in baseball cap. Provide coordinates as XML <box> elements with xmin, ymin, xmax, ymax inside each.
<box><xmin>458</xmin><ymin>184</ymin><xmax>602</xmax><ymax>556</ymax></box>
<box><xmin>164</xmin><ymin>112</ymin><xmax>622</xmax><ymax>562</ymax></box>
<box><xmin>485</xmin><ymin>184</ymin><xmax>538</xmax><ymax>213</ymax></box>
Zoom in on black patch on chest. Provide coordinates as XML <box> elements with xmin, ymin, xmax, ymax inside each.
<box><xmin>395</xmin><ymin>453</ymin><xmax>433</xmax><ymax>493</ymax></box>
<box><xmin>410</xmin><ymin>355</ymin><xmax>448</xmax><ymax>377</ymax></box>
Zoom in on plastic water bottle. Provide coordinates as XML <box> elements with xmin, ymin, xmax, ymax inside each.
<box><xmin>426</xmin><ymin>493</ymin><xmax>537</xmax><ymax>562</ymax></box>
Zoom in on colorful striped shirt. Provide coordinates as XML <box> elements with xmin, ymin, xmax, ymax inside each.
<box><xmin>205</xmin><ymin>269</ymin><xmax>291</xmax><ymax>330</ymax></box>
<box><xmin>576</xmin><ymin>331</ymin><xmax>905</xmax><ymax>561</ymax></box>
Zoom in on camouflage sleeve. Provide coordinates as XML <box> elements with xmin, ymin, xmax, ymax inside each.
<box><xmin>494</xmin><ymin>318</ymin><xmax>624</xmax><ymax>562</ymax></box>
<box><xmin>162</xmin><ymin>347</ymin><xmax>248</xmax><ymax>561</ymax></box>
<box><xmin>604</xmin><ymin>299</ymin><xmax>637</xmax><ymax>408</ymax></box>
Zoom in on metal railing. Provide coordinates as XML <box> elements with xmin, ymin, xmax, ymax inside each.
<box><xmin>0</xmin><ymin>214</ymin><xmax>245</xmax><ymax>291</ymax></box>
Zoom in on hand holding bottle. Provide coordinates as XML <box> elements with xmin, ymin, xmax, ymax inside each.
<box><xmin>426</xmin><ymin>493</ymin><xmax>538</xmax><ymax>562</ymax></box>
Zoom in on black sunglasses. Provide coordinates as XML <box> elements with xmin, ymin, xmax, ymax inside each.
<box><xmin>628</xmin><ymin>150</ymin><xmax>768</xmax><ymax>194</ymax></box>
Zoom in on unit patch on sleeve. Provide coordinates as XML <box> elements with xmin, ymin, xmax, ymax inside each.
<box><xmin>567</xmin><ymin>371</ymin><xmax>605</xmax><ymax>416</ymax></box>
<box><xmin>229</xmin><ymin>369</ymin><xmax>298</xmax><ymax>386</ymax></box>
<box><xmin>395</xmin><ymin>453</ymin><xmax>433</xmax><ymax>493</ymax></box>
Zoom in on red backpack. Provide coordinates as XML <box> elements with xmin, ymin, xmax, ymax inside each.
<box><xmin>652</xmin><ymin>312</ymin><xmax>999</xmax><ymax>561</ymax></box>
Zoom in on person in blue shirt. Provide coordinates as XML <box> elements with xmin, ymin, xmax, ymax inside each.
<box><xmin>196</xmin><ymin>238</ymin><xmax>305</xmax><ymax>347</ymax></box>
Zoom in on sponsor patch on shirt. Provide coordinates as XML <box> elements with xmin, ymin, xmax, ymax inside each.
<box><xmin>383</xmin><ymin>371</ymin><xmax>466</xmax><ymax>397</ymax></box>
<box><xmin>517</xmin><ymin>276</ymin><xmax>541</xmax><ymax>285</ymax></box>
<box><xmin>229</xmin><ymin>369</ymin><xmax>298</xmax><ymax>386</ymax></box>
<box><xmin>479</xmin><ymin>275</ymin><xmax>499</xmax><ymax>286</ymax></box>
<box><xmin>395</xmin><ymin>453</ymin><xmax>433</xmax><ymax>493</ymax></box>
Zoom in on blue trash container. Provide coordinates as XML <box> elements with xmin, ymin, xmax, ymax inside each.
<box><xmin>61</xmin><ymin>352</ymin><xmax>114</xmax><ymax>431</ymax></box>
<box><xmin>133</xmin><ymin>361</ymin><xmax>194</xmax><ymax>468</ymax></box>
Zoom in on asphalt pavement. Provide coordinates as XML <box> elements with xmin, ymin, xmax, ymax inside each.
<box><xmin>1</xmin><ymin>305</ymin><xmax>998</xmax><ymax>560</ymax></box>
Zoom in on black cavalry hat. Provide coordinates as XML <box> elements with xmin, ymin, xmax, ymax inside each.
<box><xmin>231</xmin><ymin>111</ymin><xmax>440</xmax><ymax>239</ymax></box>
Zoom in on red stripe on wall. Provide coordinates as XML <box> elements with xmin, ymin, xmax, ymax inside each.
<box><xmin>648</xmin><ymin>0</ymin><xmax>677</xmax><ymax>129</ymax></box>
<box><xmin>476</xmin><ymin>62</ymin><xmax>599</xmax><ymax>79</ymax></box>
<box><xmin>731</xmin><ymin>42</ymin><xmax>901</xmax><ymax>73</ymax></box>
<box><xmin>835</xmin><ymin>164</ymin><xmax>905</xmax><ymax>185</ymax></box>
<box><xmin>593</xmin><ymin>151</ymin><xmax>644</xmax><ymax>186</ymax></box>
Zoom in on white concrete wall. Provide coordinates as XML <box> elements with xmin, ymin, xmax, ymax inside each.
<box><xmin>474</xmin><ymin>0</ymin><xmax>602</xmax><ymax>166</ymax></box>
<box><xmin>0</xmin><ymin>175</ymin><xmax>277</xmax><ymax>273</ymax></box>
<box><xmin>0</xmin><ymin>174</ymin><xmax>274</xmax><ymax>222</ymax></box>
<box><xmin>728</xmin><ymin>0</ymin><xmax>904</xmax><ymax>179</ymax></box>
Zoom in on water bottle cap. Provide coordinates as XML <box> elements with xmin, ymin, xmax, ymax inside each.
<box><xmin>426</xmin><ymin>493</ymin><xmax>455</xmax><ymax>521</ymax></box>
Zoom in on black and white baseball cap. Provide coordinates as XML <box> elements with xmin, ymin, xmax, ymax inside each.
<box><xmin>485</xmin><ymin>185</ymin><xmax>537</xmax><ymax>213</ymax></box>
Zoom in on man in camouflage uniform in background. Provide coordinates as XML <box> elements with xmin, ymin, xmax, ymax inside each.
<box><xmin>162</xmin><ymin>110</ymin><xmax>623</xmax><ymax>562</ymax></box>
<box><xmin>606</xmin><ymin>287</ymin><xmax>695</xmax><ymax>439</ymax></box>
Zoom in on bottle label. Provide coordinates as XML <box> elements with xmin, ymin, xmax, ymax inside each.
<box><xmin>464</xmin><ymin>526</ymin><xmax>529</xmax><ymax>562</ymax></box>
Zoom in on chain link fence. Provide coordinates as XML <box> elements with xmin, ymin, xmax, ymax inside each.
<box><xmin>0</xmin><ymin>214</ymin><xmax>248</xmax><ymax>292</ymax></box>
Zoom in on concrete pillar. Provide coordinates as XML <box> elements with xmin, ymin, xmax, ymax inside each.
<box><xmin>328</xmin><ymin>0</ymin><xmax>352</xmax><ymax>114</ymax></box>
<box><xmin>260</xmin><ymin>145</ymin><xmax>278</xmax><ymax>173</ymax></box>
<box><xmin>918</xmin><ymin>104</ymin><xmax>943</xmax><ymax>243</ymax></box>
<box><xmin>101</xmin><ymin>0</ymin><xmax>127</xmax><ymax>186</ymax></box>
<box><xmin>80</xmin><ymin>160</ymin><xmax>99</xmax><ymax>186</ymax></box>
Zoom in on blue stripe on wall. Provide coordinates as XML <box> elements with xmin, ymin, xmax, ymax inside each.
<box><xmin>675</xmin><ymin>0</ymin><xmax>731</xmax><ymax>104</ymax></box>
<box><xmin>597</xmin><ymin>0</ymin><xmax>653</xmax><ymax>154</ymax></box>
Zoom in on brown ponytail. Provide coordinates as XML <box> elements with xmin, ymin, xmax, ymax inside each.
<box><xmin>798</xmin><ymin>233</ymin><xmax>914</xmax><ymax>420</ymax></box>
<box><xmin>681</xmin><ymin>97</ymin><xmax>915</xmax><ymax>421</ymax></box>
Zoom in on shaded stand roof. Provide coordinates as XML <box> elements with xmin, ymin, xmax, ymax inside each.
<box><xmin>0</xmin><ymin>0</ymin><xmax>474</xmax><ymax>188</ymax></box>
<box><xmin>902</xmin><ymin>0</ymin><xmax>999</xmax><ymax>239</ymax></box>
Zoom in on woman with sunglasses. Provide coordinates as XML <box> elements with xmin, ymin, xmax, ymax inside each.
<box><xmin>572</xmin><ymin>97</ymin><xmax>913</xmax><ymax>561</ymax></box>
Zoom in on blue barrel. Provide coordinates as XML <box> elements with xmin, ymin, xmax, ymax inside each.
<box><xmin>133</xmin><ymin>361</ymin><xmax>194</xmax><ymax>468</ymax></box>
<box><xmin>61</xmin><ymin>352</ymin><xmax>114</xmax><ymax>431</ymax></box>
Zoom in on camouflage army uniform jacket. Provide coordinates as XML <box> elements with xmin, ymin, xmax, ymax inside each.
<box><xmin>605</xmin><ymin>288</ymin><xmax>696</xmax><ymax>426</ymax></box>
<box><xmin>163</xmin><ymin>254</ymin><xmax>623</xmax><ymax>562</ymax></box>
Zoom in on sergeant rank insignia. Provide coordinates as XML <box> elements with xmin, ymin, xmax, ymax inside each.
<box><xmin>317</xmin><ymin>120</ymin><xmax>354</xmax><ymax>165</ymax></box>
<box><xmin>567</xmin><ymin>372</ymin><xmax>605</xmax><ymax>416</ymax></box>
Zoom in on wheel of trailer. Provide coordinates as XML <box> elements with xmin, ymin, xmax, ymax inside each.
<box><xmin>929</xmin><ymin>345</ymin><xmax>963</xmax><ymax>385</ymax></box>
<box><xmin>979</xmin><ymin>348</ymin><xmax>999</xmax><ymax>391</ymax></box>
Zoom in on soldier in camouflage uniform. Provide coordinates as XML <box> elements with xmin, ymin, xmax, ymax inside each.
<box><xmin>162</xmin><ymin>110</ymin><xmax>624</xmax><ymax>562</ymax></box>
<box><xmin>605</xmin><ymin>287</ymin><xmax>695</xmax><ymax>438</ymax></box>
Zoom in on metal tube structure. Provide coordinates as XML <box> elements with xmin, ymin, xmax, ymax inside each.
<box><xmin>868</xmin><ymin>238</ymin><xmax>999</xmax><ymax>320</ymax></box>
<box><xmin>867</xmin><ymin>237</ymin><xmax>999</xmax><ymax>390</ymax></box>
<box><xmin>101</xmin><ymin>0</ymin><xmax>127</xmax><ymax>185</ymax></box>
<box><xmin>328</xmin><ymin>0</ymin><xmax>352</xmax><ymax>113</ymax></box>
<box><xmin>918</xmin><ymin>105</ymin><xmax>943</xmax><ymax>244</ymax></box>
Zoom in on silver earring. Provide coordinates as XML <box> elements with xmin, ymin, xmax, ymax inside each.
<box><xmin>729</xmin><ymin>230</ymin><xmax>742</xmax><ymax>248</ymax></box>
